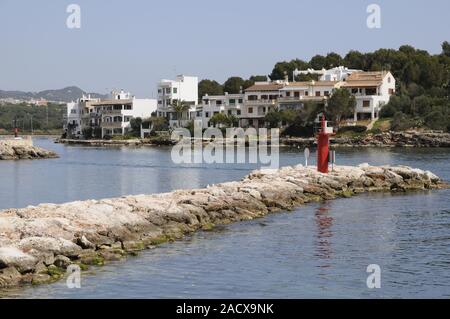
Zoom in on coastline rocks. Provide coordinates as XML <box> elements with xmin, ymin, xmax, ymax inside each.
<box><xmin>0</xmin><ymin>163</ymin><xmax>446</xmax><ymax>289</ymax></box>
<box><xmin>281</xmin><ymin>131</ymin><xmax>450</xmax><ymax>148</ymax></box>
<box><xmin>0</xmin><ymin>139</ymin><xmax>58</xmax><ymax>160</ymax></box>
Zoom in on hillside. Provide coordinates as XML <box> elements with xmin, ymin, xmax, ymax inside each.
<box><xmin>0</xmin><ymin>86</ymin><xmax>108</xmax><ymax>103</ymax></box>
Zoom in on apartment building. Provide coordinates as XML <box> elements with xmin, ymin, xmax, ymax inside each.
<box><xmin>342</xmin><ymin>71</ymin><xmax>396</xmax><ymax>120</ymax></box>
<box><xmin>65</xmin><ymin>94</ymin><xmax>100</xmax><ymax>137</ymax></box>
<box><xmin>65</xmin><ymin>90</ymin><xmax>156</xmax><ymax>138</ymax></box>
<box><xmin>156</xmin><ymin>75</ymin><xmax>198</xmax><ymax>127</ymax></box>
<box><xmin>278</xmin><ymin>80</ymin><xmax>342</xmax><ymax>110</ymax></box>
<box><xmin>239</xmin><ymin>81</ymin><xmax>285</xmax><ymax>128</ymax></box>
<box><xmin>199</xmin><ymin>93</ymin><xmax>244</xmax><ymax>128</ymax></box>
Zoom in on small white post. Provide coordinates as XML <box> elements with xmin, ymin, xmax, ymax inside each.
<box><xmin>304</xmin><ymin>147</ymin><xmax>310</xmax><ymax>167</ymax></box>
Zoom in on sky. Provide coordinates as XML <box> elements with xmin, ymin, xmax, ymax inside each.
<box><xmin>0</xmin><ymin>0</ymin><xmax>449</xmax><ymax>97</ymax></box>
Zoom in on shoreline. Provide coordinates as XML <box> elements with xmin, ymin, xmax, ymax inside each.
<box><xmin>0</xmin><ymin>138</ymin><xmax>58</xmax><ymax>160</ymax></box>
<box><xmin>54</xmin><ymin>131</ymin><xmax>450</xmax><ymax>148</ymax></box>
<box><xmin>0</xmin><ymin>163</ymin><xmax>445</xmax><ymax>289</ymax></box>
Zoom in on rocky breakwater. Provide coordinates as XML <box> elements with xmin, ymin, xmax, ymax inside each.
<box><xmin>0</xmin><ymin>138</ymin><xmax>58</xmax><ymax>160</ymax></box>
<box><xmin>334</xmin><ymin>131</ymin><xmax>450</xmax><ymax>147</ymax></box>
<box><xmin>0</xmin><ymin>164</ymin><xmax>445</xmax><ymax>288</ymax></box>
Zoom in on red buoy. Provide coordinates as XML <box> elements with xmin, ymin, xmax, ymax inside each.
<box><xmin>316</xmin><ymin>115</ymin><xmax>334</xmax><ymax>173</ymax></box>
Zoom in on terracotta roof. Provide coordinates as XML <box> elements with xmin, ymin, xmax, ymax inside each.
<box><xmin>285</xmin><ymin>81</ymin><xmax>339</xmax><ymax>87</ymax></box>
<box><xmin>245</xmin><ymin>83</ymin><xmax>285</xmax><ymax>92</ymax></box>
<box><xmin>342</xmin><ymin>71</ymin><xmax>388</xmax><ymax>88</ymax></box>
<box><xmin>90</xmin><ymin>99</ymin><xmax>133</xmax><ymax>106</ymax></box>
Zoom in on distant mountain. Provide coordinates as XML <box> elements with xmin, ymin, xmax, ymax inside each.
<box><xmin>0</xmin><ymin>86</ymin><xmax>108</xmax><ymax>103</ymax></box>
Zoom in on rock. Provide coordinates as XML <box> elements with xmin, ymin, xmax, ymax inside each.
<box><xmin>18</xmin><ymin>237</ymin><xmax>82</xmax><ymax>257</ymax></box>
<box><xmin>32</xmin><ymin>273</ymin><xmax>52</xmax><ymax>285</ymax></box>
<box><xmin>0</xmin><ymin>163</ymin><xmax>444</xmax><ymax>289</ymax></box>
<box><xmin>0</xmin><ymin>267</ymin><xmax>22</xmax><ymax>287</ymax></box>
<box><xmin>54</xmin><ymin>255</ymin><xmax>71</xmax><ymax>269</ymax></box>
<box><xmin>76</xmin><ymin>235</ymin><xmax>96</xmax><ymax>249</ymax></box>
<box><xmin>0</xmin><ymin>139</ymin><xmax>58</xmax><ymax>161</ymax></box>
<box><xmin>34</xmin><ymin>262</ymin><xmax>48</xmax><ymax>274</ymax></box>
<box><xmin>0</xmin><ymin>247</ymin><xmax>37</xmax><ymax>273</ymax></box>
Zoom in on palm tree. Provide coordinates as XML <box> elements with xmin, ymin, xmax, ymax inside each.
<box><xmin>170</xmin><ymin>99</ymin><xmax>190</xmax><ymax>128</ymax></box>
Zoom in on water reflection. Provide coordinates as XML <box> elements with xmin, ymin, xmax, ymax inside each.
<box><xmin>314</xmin><ymin>205</ymin><xmax>334</xmax><ymax>268</ymax></box>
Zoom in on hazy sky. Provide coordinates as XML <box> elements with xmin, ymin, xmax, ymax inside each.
<box><xmin>0</xmin><ymin>0</ymin><xmax>449</xmax><ymax>97</ymax></box>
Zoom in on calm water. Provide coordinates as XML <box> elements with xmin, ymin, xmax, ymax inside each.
<box><xmin>0</xmin><ymin>138</ymin><xmax>449</xmax><ymax>298</ymax></box>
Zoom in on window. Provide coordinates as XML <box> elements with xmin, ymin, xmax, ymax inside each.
<box><xmin>324</xmin><ymin>91</ymin><xmax>330</xmax><ymax>96</ymax></box>
<box><xmin>124</xmin><ymin>105</ymin><xmax>132</xmax><ymax>110</ymax></box>
<box><xmin>262</xmin><ymin>107</ymin><xmax>266</xmax><ymax>113</ymax></box>
<box><xmin>205</xmin><ymin>112</ymin><xmax>210</xmax><ymax>118</ymax></box>
<box><xmin>158</xmin><ymin>89</ymin><xmax>162</xmax><ymax>94</ymax></box>
<box><xmin>363</xmin><ymin>100</ymin><xmax>371</xmax><ymax>107</ymax></box>
<box><xmin>124</xmin><ymin>116</ymin><xmax>131</xmax><ymax>122</ymax></box>
<box><xmin>305</xmin><ymin>91</ymin><xmax>309</xmax><ymax>96</ymax></box>
<box><xmin>248</xmin><ymin>107</ymin><xmax>253</xmax><ymax>114</ymax></box>
<box><xmin>173</xmin><ymin>87</ymin><xmax>178</xmax><ymax>94</ymax></box>
<box><xmin>165</xmin><ymin>88</ymin><xmax>171</xmax><ymax>94</ymax></box>
<box><xmin>237</xmin><ymin>110</ymin><xmax>241</xmax><ymax>115</ymax></box>
<box><xmin>248</xmin><ymin>95</ymin><xmax>258</xmax><ymax>101</ymax></box>
<box><xmin>388</xmin><ymin>77</ymin><xmax>391</xmax><ymax>83</ymax></box>
<box><xmin>229</xmin><ymin>99</ymin><xmax>236</xmax><ymax>105</ymax></box>
<box><xmin>389</xmin><ymin>88</ymin><xmax>394</xmax><ymax>95</ymax></box>
<box><xmin>113</xmin><ymin>105</ymin><xmax>122</xmax><ymax>110</ymax></box>
<box><xmin>294</xmin><ymin>91</ymin><xmax>300</xmax><ymax>98</ymax></box>
<box><xmin>216</xmin><ymin>100</ymin><xmax>222</xmax><ymax>105</ymax></box>
<box><xmin>158</xmin><ymin>100</ymin><xmax>162</xmax><ymax>105</ymax></box>
<box><xmin>286</xmin><ymin>91</ymin><xmax>291</xmax><ymax>97</ymax></box>
<box><xmin>238</xmin><ymin>98</ymin><xmax>243</xmax><ymax>104</ymax></box>
<box><xmin>228</xmin><ymin>110</ymin><xmax>232</xmax><ymax>115</ymax></box>
<box><xmin>315</xmin><ymin>91</ymin><xmax>321</xmax><ymax>97</ymax></box>
<box><xmin>71</xmin><ymin>109</ymin><xmax>77</xmax><ymax>114</ymax></box>
<box><xmin>366</xmin><ymin>88</ymin><xmax>376</xmax><ymax>95</ymax></box>
<box><xmin>352</xmin><ymin>88</ymin><xmax>359</xmax><ymax>94</ymax></box>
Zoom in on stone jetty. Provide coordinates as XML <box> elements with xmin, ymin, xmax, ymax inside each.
<box><xmin>0</xmin><ymin>138</ymin><xmax>58</xmax><ymax>160</ymax></box>
<box><xmin>0</xmin><ymin>163</ymin><xmax>445</xmax><ymax>288</ymax></box>
<box><xmin>281</xmin><ymin>131</ymin><xmax>450</xmax><ymax>148</ymax></box>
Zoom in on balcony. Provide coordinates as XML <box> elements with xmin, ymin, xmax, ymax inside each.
<box><xmin>245</xmin><ymin>99</ymin><xmax>277</xmax><ymax>105</ymax></box>
<box><xmin>101</xmin><ymin>110</ymin><xmax>123</xmax><ymax>116</ymax></box>
<box><xmin>101</xmin><ymin>122</ymin><xmax>123</xmax><ymax>129</ymax></box>
<box><xmin>278</xmin><ymin>95</ymin><xmax>328</xmax><ymax>103</ymax></box>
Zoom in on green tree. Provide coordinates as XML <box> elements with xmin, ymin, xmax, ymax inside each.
<box><xmin>82</xmin><ymin>127</ymin><xmax>93</xmax><ymax>139</ymax></box>
<box><xmin>325</xmin><ymin>52</ymin><xmax>343</xmax><ymax>68</ymax></box>
<box><xmin>264</xmin><ymin>110</ymin><xmax>282</xmax><ymax>128</ymax></box>
<box><xmin>269</xmin><ymin>59</ymin><xmax>309</xmax><ymax>80</ymax></box>
<box><xmin>309</xmin><ymin>55</ymin><xmax>327</xmax><ymax>69</ymax></box>
<box><xmin>344</xmin><ymin>50</ymin><xmax>366</xmax><ymax>69</ymax></box>
<box><xmin>209</xmin><ymin>112</ymin><xmax>229</xmax><ymax>127</ymax></box>
<box><xmin>326</xmin><ymin>88</ymin><xmax>356</xmax><ymax>125</ymax></box>
<box><xmin>223</xmin><ymin>77</ymin><xmax>245</xmax><ymax>94</ymax></box>
<box><xmin>198</xmin><ymin>79</ymin><xmax>223</xmax><ymax>100</ymax></box>
<box><xmin>171</xmin><ymin>99</ymin><xmax>191</xmax><ymax>127</ymax></box>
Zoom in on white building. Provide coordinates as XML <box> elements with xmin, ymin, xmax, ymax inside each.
<box><xmin>278</xmin><ymin>80</ymin><xmax>341</xmax><ymax>111</ymax></box>
<box><xmin>294</xmin><ymin>66</ymin><xmax>360</xmax><ymax>82</ymax></box>
<box><xmin>240</xmin><ymin>81</ymin><xmax>286</xmax><ymax>128</ymax></box>
<box><xmin>65</xmin><ymin>94</ymin><xmax>100</xmax><ymax>137</ymax></box>
<box><xmin>199</xmin><ymin>93</ymin><xmax>244</xmax><ymax>128</ymax></box>
<box><xmin>342</xmin><ymin>71</ymin><xmax>396</xmax><ymax>120</ymax></box>
<box><xmin>64</xmin><ymin>90</ymin><xmax>157</xmax><ymax>138</ymax></box>
<box><xmin>156</xmin><ymin>75</ymin><xmax>198</xmax><ymax>128</ymax></box>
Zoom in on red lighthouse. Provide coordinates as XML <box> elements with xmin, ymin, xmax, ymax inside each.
<box><xmin>316</xmin><ymin>115</ymin><xmax>334</xmax><ymax>173</ymax></box>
